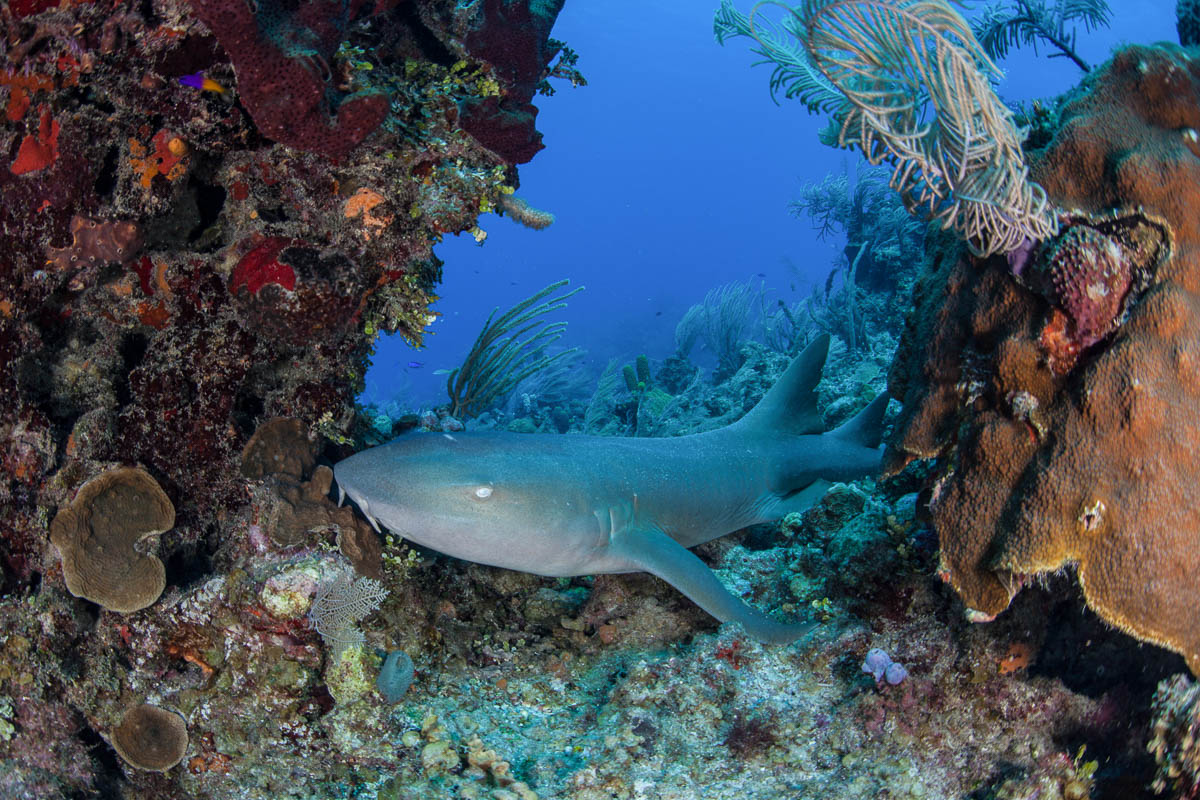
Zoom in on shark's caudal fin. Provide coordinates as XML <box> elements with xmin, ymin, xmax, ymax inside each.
<box><xmin>830</xmin><ymin>390</ymin><xmax>890</xmax><ymax>449</ymax></box>
<box><xmin>734</xmin><ymin>333</ymin><xmax>830</xmax><ymax>436</ymax></box>
<box><xmin>610</xmin><ymin>527</ymin><xmax>817</xmax><ymax>645</ymax></box>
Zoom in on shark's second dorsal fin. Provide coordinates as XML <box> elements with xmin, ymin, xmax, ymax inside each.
<box><xmin>830</xmin><ymin>390</ymin><xmax>890</xmax><ymax>449</ymax></box>
<box><xmin>735</xmin><ymin>333</ymin><xmax>830</xmax><ymax>436</ymax></box>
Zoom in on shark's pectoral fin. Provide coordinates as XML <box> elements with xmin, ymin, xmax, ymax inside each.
<box><xmin>773</xmin><ymin>478</ymin><xmax>832</xmax><ymax>517</ymax></box>
<box><xmin>610</xmin><ymin>528</ymin><xmax>816</xmax><ymax>645</ymax></box>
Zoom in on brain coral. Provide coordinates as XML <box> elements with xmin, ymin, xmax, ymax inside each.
<box><xmin>886</xmin><ymin>43</ymin><xmax>1200</xmax><ymax>674</ymax></box>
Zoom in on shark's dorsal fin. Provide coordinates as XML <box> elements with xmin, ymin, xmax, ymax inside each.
<box><xmin>734</xmin><ymin>333</ymin><xmax>830</xmax><ymax>436</ymax></box>
<box><xmin>830</xmin><ymin>390</ymin><xmax>890</xmax><ymax>449</ymax></box>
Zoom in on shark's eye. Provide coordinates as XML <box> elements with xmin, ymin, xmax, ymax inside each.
<box><xmin>474</xmin><ymin>486</ymin><xmax>493</xmax><ymax>499</ymax></box>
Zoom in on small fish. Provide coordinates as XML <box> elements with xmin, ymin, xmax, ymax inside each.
<box><xmin>406</xmin><ymin>361</ymin><xmax>424</xmax><ymax>369</ymax></box>
<box><xmin>178</xmin><ymin>72</ymin><xmax>227</xmax><ymax>94</ymax></box>
<box><xmin>756</xmin><ymin>272</ymin><xmax>767</xmax><ymax>278</ymax></box>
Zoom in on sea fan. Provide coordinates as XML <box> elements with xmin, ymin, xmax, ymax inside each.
<box><xmin>715</xmin><ymin>0</ymin><xmax>841</xmax><ymax>111</ymax></box>
<box><xmin>308</xmin><ymin>568</ymin><xmax>388</xmax><ymax>658</ymax></box>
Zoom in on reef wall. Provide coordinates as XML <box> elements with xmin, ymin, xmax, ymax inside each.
<box><xmin>0</xmin><ymin>0</ymin><xmax>566</xmax><ymax>579</ymax></box>
<box><xmin>0</xmin><ymin>0</ymin><xmax>567</xmax><ymax>794</ymax></box>
<box><xmin>887</xmin><ymin>43</ymin><xmax>1200</xmax><ymax>675</ymax></box>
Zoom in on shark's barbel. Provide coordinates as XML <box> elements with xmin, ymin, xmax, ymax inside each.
<box><xmin>333</xmin><ymin>334</ymin><xmax>888</xmax><ymax>644</ymax></box>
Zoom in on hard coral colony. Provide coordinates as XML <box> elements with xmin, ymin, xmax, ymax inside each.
<box><xmin>0</xmin><ymin>0</ymin><xmax>1197</xmax><ymax>799</ymax></box>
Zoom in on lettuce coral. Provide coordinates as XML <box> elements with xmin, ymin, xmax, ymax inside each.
<box><xmin>49</xmin><ymin>467</ymin><xmax>174</xmax><ymax>613</ymax></box>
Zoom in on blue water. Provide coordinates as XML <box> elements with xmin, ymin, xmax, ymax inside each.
<box><xmin>362</xmin><ymin>1</ymin><xmax>1177</xmax><ymax>411</ymax></box>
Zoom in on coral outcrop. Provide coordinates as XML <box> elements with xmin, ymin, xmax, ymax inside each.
<box><xmin>0</xmin><ymin>0</ymin><xmax>570</xmax><ymax>559</ymax></box>
<box><xmin>886</xmin><ymin>43</ymin><xmax>1200</xmax><ymax>674</ymax></box>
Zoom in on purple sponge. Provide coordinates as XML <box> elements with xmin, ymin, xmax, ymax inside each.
<box><xmin>862</xmin><ymin>647</ymin><xmax>908</xmax><ymax>686</ymax></box>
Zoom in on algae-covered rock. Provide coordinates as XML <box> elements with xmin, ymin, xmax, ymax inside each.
<box><xmin>325</xmin><ymin>644</ymin><xmax>378</xmax><ymax>705</ymax></box>
<box><xmin>259</xmin><ymin>561</ymin><xmax>322</xmax><ymax>620</ymax></box>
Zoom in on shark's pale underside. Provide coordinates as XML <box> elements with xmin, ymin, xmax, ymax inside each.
<box><xmin>334</xmin><ymin>334</ymin><xmax>888</xmax><ymax>644</ymax></box>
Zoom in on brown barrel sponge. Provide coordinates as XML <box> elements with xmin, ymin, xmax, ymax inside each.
<box><xmin>111</xmin><ymin>704</ymin><xmax>188</xmax><ymax>772</ymax></box>
<box><xmin>49</xmin><ymin>467</ymin><xmax>174</xmax><ymax>613</ymax></box>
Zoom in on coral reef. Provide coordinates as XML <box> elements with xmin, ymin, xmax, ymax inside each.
<box><xmin>1</xmin><ymin>1</ymin><xmax>1189</xmax><ymax>797</ymax></box>
<box><xmin>886</xmin><ymin>43</ymin><xmax>1200</xmax><ymax>674</ymax></box>
<box><xmin>1148</xmin><ymin>673</ymin><xmax>1200</xmax><ymax>797</ymax></box>
<box><xmin>0</xmin><ymin>0</ymin><xmax>572</xmax><ymax>558</ymax></box>
<box><xmin>2</xmin><ymin>283</ymin><xmax>1176</xmax><ymax>800</ymax></box>
<box><xmin>0</xmin><ymin>0</ymin><xmax>572</xmax><ymax>794</ymax></box>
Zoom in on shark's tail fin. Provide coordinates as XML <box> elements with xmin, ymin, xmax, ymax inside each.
<box><xmin>735</xmin><ymin>333</ymin><xmax>830</xmax><ymax>436</ymax></box>
<box><xmin>830</xmin><ymin>390</ymin><xmax>890</xmax><ymax>449</ymax></box>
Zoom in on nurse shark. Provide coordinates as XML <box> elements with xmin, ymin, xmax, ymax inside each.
<box><xmin>334</xmin><ymin>334</ymin><xmax>888</xmax><ymax>644</ymax></box>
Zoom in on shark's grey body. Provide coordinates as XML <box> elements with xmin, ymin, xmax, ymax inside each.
<box><xmin>334</xmin><ymin>334</ymin><xmax>887</xmax><ymax>644</ymax></box>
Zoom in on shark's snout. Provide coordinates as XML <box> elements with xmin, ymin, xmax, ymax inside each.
<box><xmin>332</xmin><ymin>453</ymin><xmax>386</xmax><ymax>532</ymax></box>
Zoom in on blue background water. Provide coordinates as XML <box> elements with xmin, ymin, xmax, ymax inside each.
<box><xmin>362</xmin><ymin>2</ymin><xmax>1177</xmax><ymax>411</ymax></box>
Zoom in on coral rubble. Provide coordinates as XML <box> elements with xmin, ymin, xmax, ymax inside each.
<box><xmin>887</xmin><ymin>43</ymin><xmax>1200</xmax><ymax>674</ymax></box>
